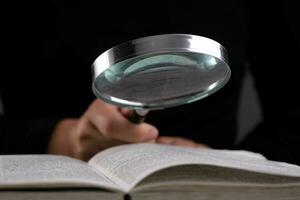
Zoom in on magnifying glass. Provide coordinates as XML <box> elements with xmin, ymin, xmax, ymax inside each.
<box><xmin>92</xmin><ymin>34</ymin><xmax>230</xmax><ymax>123</ymax></box>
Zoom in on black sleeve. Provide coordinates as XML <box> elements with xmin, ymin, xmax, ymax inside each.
<box><xmin>0</xmin><ymin>118</ymin><xmax>60</xmax><ymax>154</ymax></box>
<box><xmin>238</xmin><ymin>1</ymin><xmax>300</xmax><ymax>165</ymax></box>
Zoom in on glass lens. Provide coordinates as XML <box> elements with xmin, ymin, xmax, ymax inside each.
<box><xmin>93</xmin><ymin>52</ymin><xmax>230</xmax><ymax>109</ymax></box>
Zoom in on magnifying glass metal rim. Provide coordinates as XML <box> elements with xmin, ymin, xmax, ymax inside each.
<box><xmin>91</xmin><ymin>33</ymin><xmax>231</xmax><ymax>109</ymax></box>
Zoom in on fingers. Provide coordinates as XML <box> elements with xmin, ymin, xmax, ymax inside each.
<box><xmin>119</xmin><ymin>108</ymin><xmax>133</xmax><ymax>118</ymax></box>
<box><xmin>74</xmin><ymin>119</ymin><xmax>124</xmax><ymax>160</ymax></box>
<box><xmin>55</xmin><ymin>99</ymin><xmax>208</xmax><ymax>162</ymax></box>
<box><xmin>156</xmin><ymin>136</ymin><xmax>210</xmax><ymax>148</ymax></box>
<box><xmin>85</xmin><ymin>99</ymin><xmax>159</xmax><ymax>143</ymax></box>
<box><xmin>50</xmin><ymin>99</ymin><xmax>159</xmax><ymax>161</ymax></box>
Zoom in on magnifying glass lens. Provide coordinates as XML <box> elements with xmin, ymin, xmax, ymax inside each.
<box><xmin>93</xmin><ymin>51</ymin><xmax>229</xmax><ymax>109</ymax></box>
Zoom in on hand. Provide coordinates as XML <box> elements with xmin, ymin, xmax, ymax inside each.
<box><xmin>48</xmin><ymin>99</ymin><xmax>159</xmax><ymax>161</ymax></box>
<box><xmin>156</xmin><ymin>136</ymin><xmax>210</xmax><ymax>148</ymax></box>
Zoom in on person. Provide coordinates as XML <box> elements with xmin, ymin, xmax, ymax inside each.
<box><xmin>1</xmin><ymin>0</ymin><xmax>299</xmax><ymax>165</ymax></box>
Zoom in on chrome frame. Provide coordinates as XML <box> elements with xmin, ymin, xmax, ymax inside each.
<box><xmin>91</xmin><ymin>34</ymin><xmax>230</xmax><ymax>109</ymax></box>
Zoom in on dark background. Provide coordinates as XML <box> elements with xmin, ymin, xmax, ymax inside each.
<box><xmin>1</xmin><ymin>0</ymin><xmax>300</xmax><ymax>164</ymax></box>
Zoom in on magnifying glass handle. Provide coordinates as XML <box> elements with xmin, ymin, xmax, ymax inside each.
<box><xmin>128</xmin><ymin>109</ymin><xmax>149</xmax><ymax>124</ymax></box>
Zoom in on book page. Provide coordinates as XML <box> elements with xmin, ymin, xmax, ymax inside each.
<box><xmin>0</xmin><ymin>155</ymin><xmax>121</xmax><ymax>192</ymax></box>
<box><xmin>88</xmin><ymin>143</ymin><xmax>300</xmax><ymax>192</ymax></box>
<box><xmin>1</xmin><ymin>191</ymin><xmax>123</xmax><ymax>200</ymax></box>
<box><xmin>131</xmin><ymin>185</ymin><xmax>300</xmax><ymax>200</ymax></box>
<box><xmin>133</xmin><ymin>164</ymin><xmax>300</xmax><ymax>192</ymax></box>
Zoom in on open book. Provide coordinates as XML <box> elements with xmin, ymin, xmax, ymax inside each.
<box><xmin>1</xmin><ymin>143</ymin><xmax>300</xmax><ymax>200</ymax></box>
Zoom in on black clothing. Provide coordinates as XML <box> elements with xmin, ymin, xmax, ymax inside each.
<box><xmin>1</xmin><ymin>1</ymin><xmax>299</xmax><ymax>165</ymax></box>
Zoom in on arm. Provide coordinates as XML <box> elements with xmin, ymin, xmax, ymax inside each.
<box><xmin>0</xmin><ymin>99</ymin><xmax>158</xmax><ymax>160</ymax></box>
